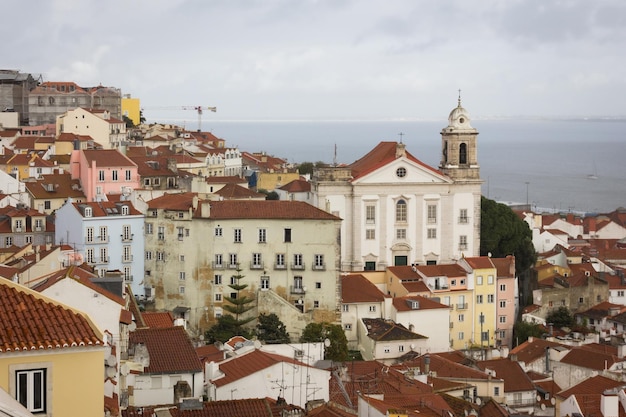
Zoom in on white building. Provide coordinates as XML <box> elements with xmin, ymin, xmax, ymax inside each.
<box><xmin>54</xmin><ymin>199</ymin><xmax>145</xmax><ymax>295</ymax></box>
<box><xmin>311</xmin><ymin>99</ymin><xmax>482</xmax><ymax>271</ymax></box>
<box><xmin>390</xmin><ymin>295</ymin><xmax>451</xmax><ymax>353</ymax></box>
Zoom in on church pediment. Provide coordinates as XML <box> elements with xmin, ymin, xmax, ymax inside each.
<box><xmin>352</xmin><ymin>158</ymin><xmax>451</xmax><ymax>185</ymax></box>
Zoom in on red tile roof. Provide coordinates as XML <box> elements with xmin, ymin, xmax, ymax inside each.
<box><xmin>556</xmin><ymin>374</ymin><xmax>624</xmax><ymax>400</ymax></box>
<box><xmin>477</xmin><ymin>358</ymin><xmax>535</xmax><ymax>392</ymax></box>
<box><xmin>341</xmin><ymin>274</ymin><xmax>388</xmax><ymax>303</ymax></box>
<box><xmin>402</xmin><ymin>354</ymin><xmax>495</xmax><ymax>381</ymax></box>
<box><xmin>129</xmin><ymin>326</ymin><xmax>202</xmax><ymax>374</ymax></box>
<box><xmin>0</xmin><ymin>279</ymin><xmax>102</xmax><ymax>352</ymax></box>
<box><xmin>559</xmin><ymin>346</ymin><xmax>621</xmax><ymax>371</ymax></box>
<box><xmin>82</xmin><ymin>149</ymin><xmax>137</xmax><ymax>168</ymax></box>
<box><xmin>362</xmin><ymin>318</ymin><xmax>427</xmax><ymax>341</ymax></box>
<box><xmin>205</xmin><ymin>176</ymin><xmax>248</xmax><ymax>184</ymax></box>
<box><xmin>279</xmin><ymin>178</ymin><xmax>311</xmax><ymax>193</ymax></box>
<box><xmin>349</xmin><ymin>141</ymin><xmax>443</xmax><ymax>181</ymax></box>
<box><xmin>122</xmin><ymin>398</ymin><xmax>278</xmax><ymax>417</ymax></box>
<box><xmin>212</xmin><ymin>349</ymin><xmax>312</xmax><ymax>387</ymax></box>
<box><xmin>214</xmin><ymin>183</ymin><xmax>265</xmax><ymax>199</ymax></box>
<box><xmin>509</xmin><ymin>338</ymin><xmax>566</xmax><ymax>364</ymax></box>
<box><xmin>142</xmin><ymin>311</ymin><xmax>174</xmax><ymax>328</ymax></box>
<box><xmin>463</xmin><ymin>256</ymin><xmax>495</xmax><ymax>270</ymax></box>
<box><xmin>201</xmin><ymin>200</ymin><xmax>341</xmax><ymax>220</ymax></box>
<box><xmin>73</xmin><ymin>201</ymin><xmax>142</xmax><ymax>217</ymax></box>
<box><xmin>25</xmin><ymin>172</ymin><xmax>86</xmax><ymax>199</ymax></box>
<box><xmin>392</xmin><ymin>295</ymin><xmax>450</xmax><ymax>312</ymax></box>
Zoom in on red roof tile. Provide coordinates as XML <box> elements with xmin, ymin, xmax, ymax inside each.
<box><xmin>477</xmin><ymin>358</ymin><xmax>535</xmax><ymax>392</ymax></box>
<box><xmin>214</xmin><ymin>183</ymin><xmax>265</xmax><ymax>199</ymax></box>
<box><xmin>82</xmin><ymin>149</ymin><xmax>137</xmax><ymax>167</ymax></box>
<box><xmin>129</xmin><ymin>326</ymin><xmax>202</xmax><ymax>374</ymax></box>
<box><xmin>142</xmin><ymin>311</ymin><xmax>175</xmax><ymax>328</ymax></box>
<box><xmin>0</xmin><ymin>279</ymin><xmax>102</xmax><ymax>352</ymax></box>
<box><xmin>556</xmin><ymin>374</ymin><xmax>624</xmax><ymax>399</ymax></box>
<box><xmin>341</xmin><ymin>274</ymin><xmax>388</xmax><ymax>303</ymax></box>
<box><xmin>392</xmin><ymin>295</ymin><xmax>449</xmax><ymax>312</ymax></box>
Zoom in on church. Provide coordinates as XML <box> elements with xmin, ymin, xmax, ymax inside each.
<box><xmin>311</xmin><ymin>98</ymin><xmax>482</xmax><ymax>271</ymax></box>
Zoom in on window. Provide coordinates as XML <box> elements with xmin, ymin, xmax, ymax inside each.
<box><xmin>179</xmin><ymin>271</ymin><xmax>186</xmax><ymax>280</ymax></box>
<box><xmin>459</xmin><ymin>235</ymin><xmax>467</xmax><ymax>250</ymax></box>
<box><xmin>252</xmin><ymin>253</ymin><xmax>262</xmax><ymax>267</ymax></box>
<box><xmin>125</xmin><ymin>170</ymin><xmax>131</xmax><ymax>181</ymax></box>
<box><xmin>98</xmin><ymin>170</ymin><xmax>105</xmax><ymax>181</ymax></box>
<box><xmin>145</xmin><ymin>251</ymin><xmax>152</xmax><ymax>260</ymax></box>
<box><xmin>366</xmin><ymin>229</ymin><xmax>376</xmax><ymax>239</ymax></box>
<box><xmin>619</xmin><ymin>291</ymin><xmax>625</xmax><ymax>297</ymax></box>
<box><xmin>477</xmin><ymin>275</ymin><xmax>483</xmax><ymax>285</ymax></box>
<box><xmin>229</xmin><ymin>253</ymin><xmax>238</xmax><ymax>267</ymax></box>
<box><xmin>458</xmin><ymin>332</ymin><xmax>464</xmax><ymax>340</ymax></box>
<box><xmin>258</xmin><ymin>228</ymin><xmax>266</xmax><ymax>243</ymax></box>
<box><xmin>427</xmin><ymin>228</ymin><xmax>436</xmax><ymax>239</ymax></box>
<box><xmin>99</xmin><ymin>226</ymin><xmax>108</xmax><ymax>242</ymax></box>
<box><xmin>477</xmin><ymin>295</ymin><xmax>483</xmax><ymax>304</ymax></box>
<box><xmin>44</xmin><ymin>200</ymin><xmax>51</xmax><ymax>210</ymax></box>
<box><xmin>100</xmin><ymin>247</ymin><xmax>108</xmax><ymax>263</ymax></box>
<box><xmin>500</xmin><ymin>284</ymin><xmax>506</xmax><ymax>291</ymax></box>
<box><xmin>157</xmin><ymin>251</ymin><xmax>165</xmax><ymax>261</ymax></box>
<box><xmin>215</xmin><ymin>293</ymin><xmax>222</xmax><ymax>302</ymax></box>
<box><xmin>579</xmin><ymin>297</ymin><xmax>584</xmax><ymax>303</ymax></box>
<box><xmin>344</xmin><ymin>324</ymin><xmax>352</xmax><ymax>330</ymax></box>
<box><xmin>362</xmin><ymin>205</ymin><xmax>375</xmax><ymax>227</ymax></box>
<box><xmin>316</xmin><ymin>282</ymin><xmax>322</xmax><ymax>289</ymax></box>
<box><xmin>427</xmin><ymin>204</ymin><xmax>437</xmax><ymax>223</ymax></box>
<box><xmin>16</xmin><ymin>368</ymin><xmax>47</xmax><ymax>413</ymax></box>
<box><xmin>180</xmin><ymin>255</ymin><xmax>185</xmax><ymax>261</ymax></box>
<box><xmin>487</xmin><ymin>294</ymin><xmax>494</xmax><ymax>303</ymax></box>
<box><xmin>261</xmin><ymin>276</ymin><xmax>270</xmax><ymax>290</ymax></box>
<box><xmin>230</xmin><ymin>276</ymin><xmax>237</xmax><ymax>285</ymax></box>
<box><xmin>481</xmin><ymin>331</ymin><xmax>489</xmax><ymax>342</ymax></box>
<box><xmin>364</xmin><ymin>261</ymin><xmax>376</xmax><ymax>271</ymax></box>
<box><xmin>179</xmin><ymin>286</ymin><xmax>185</xmax><ymax>294</ymax></box>
<box><xmin>384</xmin><ymin>347</ymin><xmax>390</xmax><ymax>353</ymax></box>
<box><xmin>84</xmin><ymin>206</ymin><xmax>92</xmax><ymax>217</ymax></box>
<box><xmin>5</xmin><ymin>235</ymin><xmax>12</xmax><ymax>247</ymax></box>
<box><xmin>123</xmin><ymin>245</ymin><xmax>132</xmax><ymax>262</ymax></box>
<box><xmin>499</xmin><ymin>316</ymin><xmax>506</xmax><ymax>323</ymax></box>
<box><xmin>293</xmin><ymin>276</ymin><xmax>303</xmax><ymax>291</ymax></box>
<box><xmin>158</xmin><ymin>226</ymin><xmax>164</xmax><ymax>240</ymax></box>
<box><xmin>234</xmin><ymin>228</ymin><xmax>242</xmax><ymax>243</ymax></box>
<box><xmin>395</xmin><ymin>199</ymin><xmax>407</xmax><ymax>222</ymax></box>
<box><xmin>488</xmin><ymin>275</ymin><xmax>494</xmax><ymax>284</ymax></box>
<box><xmin>500</xmin><ymin>300</ymin><xmax>506</xmax><ymax>308</ymax></box>
<box><xmin>396</xmin><ymin>228</ymin><xmax>406</xmax><ymax>239</ymax></box>
<box><xmin>86</xmin><ymin>248</ymin><xmax>94</xmax><ymax>263</ymax></box>
<box><xmin>314</xmin><ymin>254</ymin><xmax>324</xmax><ymax>270</ymax></box>
<box><xmin>276</xmin><ymin>253</ymin><xmax>285</xmax><ymax>268</ymax></box>
<box><xmin>494</xmin><ymin>387</ymin><xmax>500</xmax><ymax>396</ymax></box>
<box><xmin>215</xmin><ymin>254</ymin><xmax>223</xmax><ymax>267</ymax></box>
<box><xmin>25</xmin><ymin>236</ymin><xmax>32</xmax><ymax>244</ymax></box>
<box><xmin>112</xmin><ymin>170</ymin><xmax>118</xmax><ymax>181</ymax></box>
<box><xmin>293</xmin><ymin>253</ymin><xmax>303</xmax><ymax>267</ymax></box>
<box><xmin>123</xmin><ymin>225</ymin><xmax>132</xmax><ymax>241</ymax></box>
<box><xmin>214</xmin><ymin>275</ymin><xmax>222</xmax><ymax>285</ymax></box>
<box><xmin>459</xmin><ymin>208</ymin><xmax>468</xmax><ymax>224</ymax></box>
<box><xmin>124</xmin><ymin>267</ymin><xmax>132</xmax><ymax>281</ymax></box>
<box><xmin>398</xmin><ymin>345</ymin><xmax>405</xmax><ymax>352</ymax></box>
<box><xmin>313</xmin><ymin>300</ymin><xmax>319</xmax><ymax>308</ymax></box>
<box><xmin>215</xmin><ymin>227</ymin><xmax>222</xmax><ymax>237</ymax></box>
<box><xmin>458</xmin><ymin>314</ymin><xmax>464</xmax><ymax>322</ymax></box>
<box><xmin>284</xmin><ymin>228</ymin><xmax>292</xmax><ymax>242</ymax></box>
<box><xmin>369</xmin><ymin>305</ymin><xmax>376</xmax><ymax>312</ymax></box>
<box><xmin>86</xmin><ymin>227</ymin><xmax>94</xmax><ymax>242</ymax></box>
<box><xmin>342</xmin><ymin>304</ymin><xmax>349</xmax><ymax>312</ymax></box>
<box><xmin>177</xmin><ymin>227</ymin><xmax>184</xmax><ymax>240</ymax></box>
<box><xmin>178</xmin><ymin>212</ymin><xmax>184</xmax><ymax>219</ymax></box>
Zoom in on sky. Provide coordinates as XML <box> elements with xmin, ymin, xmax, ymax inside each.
<box><xmin>4</xmin><ymin>0</ymin><xmax>626</xmax><ymax>122</ymax></box>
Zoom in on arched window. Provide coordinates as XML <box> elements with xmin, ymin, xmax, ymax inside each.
<box><xmin>396</xmin><ymin>199</ymin><xmax>407</xmax><ymax>222</ymax></box>
<box><xmin>459</xmin><ymin>143</ymin><xmax>467</xmax><ymax>164</ymax></box>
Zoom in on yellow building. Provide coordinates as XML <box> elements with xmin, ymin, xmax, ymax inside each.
<box><xmin>460</xmin><ymin>257</ymin><xmax>498</xmax><ymax>349</ymax></box>
<box><xmin>0</xmin><ymin>279</ymin><xmax>104</xmax><ymax>416</ymax></box>
<box><xmin>121</xmin><ymin>95</ymin><xmax>141</xmax><ymax>126</ymax></box>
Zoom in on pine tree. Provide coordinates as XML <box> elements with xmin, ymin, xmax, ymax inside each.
<box><xmin>222</xmin><ymin>263</ymin><xmax>255</xmax><ymax>334</ymax></box>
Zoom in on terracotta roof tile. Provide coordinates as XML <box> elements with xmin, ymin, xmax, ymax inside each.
<box><xmin>477</xmin><ymin>358</ymin><xmax>535</xmax><ymax>392</ymax></box>
<box><xmin>214</xmin><ymin>183</ymin><xmax>265</xmax><ymax>199</ymax></box>
<box><xmin>402</xmin><ymin>354</ymin><xmax>495</xmax><ymax>381</ymax></box>
<box><xmin>129</xmin><ymin>326</ymin><xmax>202</xmax><ymax>374</ymax></box>
<box><xmin>82</xmin><ymin>149</ymin><xmax>137</xmax><ymax>167</ymax></box>
<box><xmin>362</xmin><ymin>318</ymin><xmax>427</xmax><ymax>341</ymax></box>
<box><xmin>279</xmin><ymin>178</ymin><xmax>311</xmax><ymax>193</ymax></box>
<box><xmin>509</xmin><ymin>338</ymin><xmax>566</xmax><ymax>364</ymax></box>
<box><xmin>392</xmin><ymin>295</ymin><xmax>450</xmax><ymax>312</ymax></box>
<box><xmin>556</xmin><ymin>374</ymin><xmax>625</xmax><ymax>399</ymax></box>
<box><xmin>341</xmin><ymin>274</ymin><xmax>388</xmax><ymax>303</ymax></box>
<box><xmin>142</xmin><ymin>311</ymin><xmax>175</xmax><ymax>328</ymax></box>
<box><xmin>202</xmin><ymin>200</ymin><xmax>341</xmax><ymax>220</ymax></box>
<box><xmin>0</xmin><ymin>279</ymin><xmax>102</xmax><ymax>352</ymax></box>
<box><xmin>205</xmin><ymin>176</ymin><xmax>247</xmax><ymax>184</ymax></box>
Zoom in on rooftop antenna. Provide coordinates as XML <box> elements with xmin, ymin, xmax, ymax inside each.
<box><xmin>333</xmin><ymin>143</ymin><xmax>337</xmax><ymax>167</ymax></box>
<box><xmin>398</xmin><ymin>132</ymin><xmax>404</xmax><ymax>144</ymax></box>
<box><xmin>458</xmin><ymin>89</ymin><xmax>462</xmax><ymax>106</ymax></box>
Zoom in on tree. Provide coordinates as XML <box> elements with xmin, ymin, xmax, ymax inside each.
<box><xmin>123</xmin><ymin>115</ymin><xmax>135</xmax><ymax>128</ymax></box>
<box><xmin>222</xmin><ymin>264</ymin><xmax>255</xmax><ymax>334</ymax></box>
<box><xmin>300</xmin><ymin>322</ymin><xmax>349</xmax><ymax>362</ymax></box>
<box><xmin>480</xmin><ymin>196</ymin><xmax>537</xmax><ymax>276</ymax></box>
<box><xmin>513</xmin><ymin>321</ymin><xmax>544</xmax><ymax>346</ymax></box>
<box><xmin>265</xmin><ymin>191</ymin><xmax>279</xmax><ymax>200</ymax></box>
<box><xmin>205</xmin><ymin>315</ymin><xmax>251</xmax><ymax>343</ymax></box>
<box><xmin>546</xmin><ymin>306</ymin><xmax>575</xmax><ymax>328</ymax></box>
<box><xmin>256</xmin><ymin>313</ymin><xmax>290</xmax><ymax>344</ymax></box>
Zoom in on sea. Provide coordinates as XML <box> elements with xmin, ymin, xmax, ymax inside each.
<box><xmin>152</xmin><ymin>116</ymin><xmax>626</xmax><ymax>215</ymax></box>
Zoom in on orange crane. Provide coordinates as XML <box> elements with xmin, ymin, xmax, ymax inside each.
<box><xmin>182</xmin><ymin>106</ymin><xmax>217</xmax><ymax>132</ymax></box>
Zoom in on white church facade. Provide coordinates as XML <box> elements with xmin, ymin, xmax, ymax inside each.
<box><xmin>311</xmin><ymin>99</ymin><xmax>482</xmax><ymax>271</ymax></box>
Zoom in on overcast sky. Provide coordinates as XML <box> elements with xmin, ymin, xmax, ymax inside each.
<box><xmin>4</xmin><ymin>0</ymin><xmax>626</xmax><ymax>121</ymax></box>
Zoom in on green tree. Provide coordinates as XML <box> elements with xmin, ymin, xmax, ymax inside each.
<box><xmin>222</xmin><ymin>264</ymin><xmax>255</xmax><ymax>334</ymax></box>
<box><xmin>546</xmin><ymin>306</ymin><xmax>575</xmax><ymax>328</ymax></box>
<box><xmin>123</xmin><ymin>115</ymin><xmax>135</xmax><ymax>128</ymax></box>
<box><xmin>300</xmin><ymin>322</ymin><xmax>349</xmax><ymax>362</ymax></box>
<box><xmin>139</xmin><ymin>109</ymin><xmax>146</xmax><ymax>124</ymax></box>
<box><xmin>265</xmin><ymin>191</ymin><xmax>279</xmax><ymax>200</ymax></box>
<box><xmin>513</xmin><ymin>321</ymin><xmax>544</xmax><ymax>346</ymax></box>
<box><xmin>256</xmin><ymin>313</ymin><xmax>290</xmax><ymax>344</ymax></box>
<box><xmin>205</xmin><ymin>315</ymin><xmax>251</xmax><ymax>343</ymax></box>
<box><xmin>297</xmin><ymin>162</ymin><xmax>314</xmax><ymax>176</ymax></box>
<box><xmin>480</xmin><ymin>196</ymin><xmax>536</xmax><ymax>276</ymax></box>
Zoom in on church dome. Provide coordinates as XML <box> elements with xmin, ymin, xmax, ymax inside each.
<box><xmin>447</xmin><ymin>96</ymin><xmax>473</xmax><ymax>130</ymax></box>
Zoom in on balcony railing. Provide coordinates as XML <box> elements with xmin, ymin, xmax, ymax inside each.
<box><xmin>458</xmin><ymin>217</ymin><xmax>469</xmax><ymax>224</ymax></box>
<box><xmin>227</xmin><ymin>263</ymin><xmax>239</xmax><ymax>270</ymax></box>
<box><xmin>250</xmin><ymin>261</ymin><xmax>264</xmax><ymax>270</ymax></box>
<box><xmin>458</xmin><ymin>244</ymin><xmax>468</xmax><ymax>250</ymax></box>
<box><xmin>290</xmin><ymin>286</ymin><xmax>306</xmax><ymax>294</ymax></box>
<box><xmin>456</xmin><ymin>303</ymin><xmax>468</xmax><ymax>310</ymax></box>
<box><xmin>291</xmin><ymin>262</ymin><xmax>305</xmax><ymax>270</ymax></box>
<box><xmin>122</xmin><ymin>255</ymin><xmax>134</xmax><ymax>263</ymax></box>
<box><xmin>312</xmin><ymin>263</ymin><xmax>326</xmax><ymax>271</ymax></box>
<box><xmin>274</xmin><ymin>263</ymin><xmax>287</xmax><ymax>270</ymax></box>
<box><xmin>121</xmin><ymin>234</ymin><xmax>134</xmax><ymax>242</ymax></box>
<box><xmin>212</xmin><ymin>262</ymin><xmax>225</xmax><ymax>270</ymax></box>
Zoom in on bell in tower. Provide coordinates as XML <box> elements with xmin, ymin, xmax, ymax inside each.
<box><xmin>439</xmin><ymin>91</ymin><xmax>481</xmax><ymax>182</ymax></box>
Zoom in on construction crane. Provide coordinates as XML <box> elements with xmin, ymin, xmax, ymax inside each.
<box><xmin>182</xmin><ymin>106</ymin><xmax>217</xmax><ymax>132</ymax></box>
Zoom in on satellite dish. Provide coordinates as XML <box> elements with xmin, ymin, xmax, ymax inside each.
<box><xmin>324</xmin><ymin>338</ymin><xmax>331</xmax><ymax>348</ymax></box>
<box><xmin>128</xmin><ymin>322</ymin><xmax>137</xmax><ymax>332</ymax></box>
<box><xmin>474</xmin><ymin>397</ymin><xmax>482</xmax><ymax>405</ymax></box>
<box><xmin>106</xmin><ymin>366</ymin><xmax>116</xmax><ymax>378</ymax></box>
<box><xmin>537</xmin><ymin>395</ymin><xmax>541</xmax><ymax>402</ymax></box>
<box><xmin>120</xmin><ymin>363</ymin><xmax>129</xmax><ymax>376</ymax></box>
<box><xmin>541</xmin><ymin>403</ymin><xmax>546</xmax><ymax>410</ymax></box>
<box><xmin>551</xmin><ymin>398</ymin><xmax>556</xmax><ymax>405</ymax></box>
<box><xmin>106</xmin><ymin>355</ymin><xmax>117</xmax><ymax>367</ymax></box>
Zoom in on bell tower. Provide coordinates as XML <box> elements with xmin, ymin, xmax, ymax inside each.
<box><xmin>439</xmin><ymin>92</ymin><xmax>480</xmax><ymax>182</ymax></box>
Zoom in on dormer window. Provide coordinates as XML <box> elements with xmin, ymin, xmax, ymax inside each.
<box><xmin>121</xmin><ymin>205</ymin><xmax>129</xmax><ymax>215</ymax></box>
<box><xmin>84</xmin><ymin>206</ymin><xmax>92</xmax><ymax>217</ymax></box>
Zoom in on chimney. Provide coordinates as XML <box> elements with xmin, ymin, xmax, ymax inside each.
<box><xmin>167</xmin><ymin>158</ymin><xmax>178</xmax><ymax>173</ymax></box>
<box><xmin>588</xmin><ymin>217</ymin><xmax>597</xmax><ymax>234</ymax></box>
<box><xmin>566</xmin><ymin>213</ymin><xmax>574</xmax><ymax>223</ymax></box>
<box><xmin>601</xmin><ymin>391</ymin><xmax>619</xmax><ymax>417</ymax></box>
<box><xmin>424</xmin><ymin>354</ymin><xmax>430</xmax><ymax>375</ymax></box>
<box><xmin>545</xmin><ymin>347</ymin><xmax>551</xmax><ymax>373</ymax></box>
<box><xmin>618</xmin><ymin>344</ymin><xmax>626</xmax><ymax>359</ymax></box>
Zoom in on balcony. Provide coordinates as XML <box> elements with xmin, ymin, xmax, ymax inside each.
<box><xmin>312</xmin><ymin>263</ymin><xmax>326</xmax><ymax>271</ymax></box>
<box><xmin>274</xmin><ymin>263</ymin><xmax>287</xmax><ymax>270</ymax></box>
<box><xmin>458</xmin><ymin>244</ymin><xmax>468</xmax><ymax>251</ymax></box>
<box><xmin>250</xmin><ymin>261</ymin><xmax>265</xmax><ymax>270</ymax></box>
<box><xmin>456</xmin><ymin>303</ymin><xmax>468</xmax><ymax>310</ymax></box>
<box><xmin>121</xmin><ymin>234</ymin><xmax>134</xmax><ymax>242</ymax></box>
<box><xmin>227</xmin><ymin>263</ymin><xmax>239</xmax><ymax>270</ymax></box>
<box><xmin>458</xmin><ymin>217</ymin><xmax>469</xmax><ymax>224</ymax></box>
<box><xmin>98</xmin><ymin>236</ymin><xmax>109</xmax><ymax>243</ymax></box>
<box><xmin>212</xmin><ymin>262</ymin><xmax>225</xmax><ymax>270</ymax></box>
<box><xmin>290</xmin><ymin>286</ymin><xmax>306</xmax><ymax>294</ymax></box>
<box><xmin>96</xmin><ymin>257</ymin><xmax>109</xmax><ymax>265</ymax></box>
<box><xmin>291</xmin><ymin>262</ymin><xmax>305</xmax><ymax>271</ymax></box>
<box><xmin>122</xmin><ymin>255</ymin><xmax>134</xmax><ymax>263</ymax></box>
<box><xmin>125</xmin><ymin>275</ymin><xmax>133</xmax><ymax>282</ymax></box>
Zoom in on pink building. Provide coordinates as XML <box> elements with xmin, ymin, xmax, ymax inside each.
<box><xmin>70</xmin><ymin>149</ymin><xmax>139</xmax><ymax>201</ymax></box>
<box><xmin>493</xmin><ymin>255</ymin><xmax>518</xmax><ymax>349</ymax></box>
